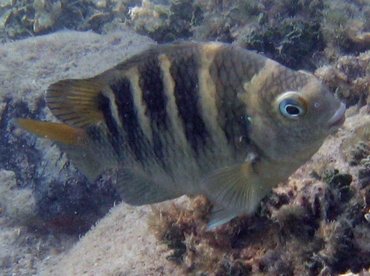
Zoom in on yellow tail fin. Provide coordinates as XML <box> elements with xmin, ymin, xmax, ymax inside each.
<box><xmin>15</xmin><ymin>118</ymin><xmax>86</xmax><ymax>145</ymax></box>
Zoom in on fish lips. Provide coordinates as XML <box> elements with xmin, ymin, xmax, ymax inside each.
<box><xmin>328</xmin><ymin>102</ymin><xmax>346</xmax><ymax>129</ymax></box>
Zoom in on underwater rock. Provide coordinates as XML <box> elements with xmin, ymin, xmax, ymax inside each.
<box><xmin>358</xmin><ymin>162</ymin><xmax>370</xmax><ymax>188</ymax></box>
<box><xmin>0</xmin><ymin>29</ymin><xmax>154</xmax><ymax>234</ymax></box>
<box><xmin>128</xmin><ymin>0</ymin><xmax>170</xmax><ymax>34</ymax></box>
<box><xmin>0</xmin><ymin>169</ymin><xmax>37</xmax><ymax>225</ymax></box>
<box><xmin>39</xmin><ymin>202</ymin><xmax>185</xmax><ymax>275</ymax></box>
<box><xmin>33</xmin><ymin>0</ymin><xmax>62</xmax><ymax>33</ymax></box>
<box><xmin>0</xmin><ymin>0</ymin><xmax>368</xmax><ymax>68</ymax></box>
<box><xmin>339</xmin><ymin>108</ymin><xmax>370</xmax><ymax>166</ymax></box>
<box><xmin>0</xmin><ymin>0</ymin><xmax>131</xmax><ymax>41</ymax></box>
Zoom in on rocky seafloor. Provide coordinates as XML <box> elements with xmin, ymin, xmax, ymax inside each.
<box><xmin>0</xmin><ymin>0</ymin><xmax>369</xmax><ymax>275</ymax></box>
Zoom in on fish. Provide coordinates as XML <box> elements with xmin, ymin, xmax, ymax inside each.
<box><xmin>16</xmin><ymin>42</ymin><xmax>346</xmax><ymax>229</ymax></box>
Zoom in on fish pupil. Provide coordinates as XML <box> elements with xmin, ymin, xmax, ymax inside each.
<box><xmin>285</xmin><ymin>104</ymin><xmax>300</xmax><ymax>115</ymax></box>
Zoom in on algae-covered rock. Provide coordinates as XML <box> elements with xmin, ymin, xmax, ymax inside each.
<box><xmin>237</xmin><ymin>19</ymin><xmax>324</xmax><ymax>69</ymax></box>
<box><xmin>0</xmin><ymin>0</ymin><xmax>133</xmax><ymax>41</ymax></box>
<box><xmin>315</xmin><ymin>51</ymin><xmax>370</xmax><ymax>106</ymax></box>
<box><xmin>128</xmin><ymin>0</ymin><xmax>198</xmax><ymax>42</ymax></box>
<box><xmin>321</xmin><ymin>0</ymin><xmax>370</xmax><ymax>54</ymax></box>
<box><xmin>1</xmin><ymin>0</ymin><xmax>369</xmax><ymax>72</ymax></box>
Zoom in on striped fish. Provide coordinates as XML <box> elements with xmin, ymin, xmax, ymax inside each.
<box><xmin>17</xmin><ymin>42</ymin><xmax>346</xmax><ymax>229</ymax></box>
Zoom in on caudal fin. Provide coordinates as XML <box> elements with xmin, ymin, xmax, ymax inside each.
<box><xmin>15</xmin><ymin>118</ymin><xmax>113</xmax><ymax>181</ymax></box>
<box><xmin>15</xmin><ymin>118</ymin><xmax>86</xmax><ymax>145</ymax></box>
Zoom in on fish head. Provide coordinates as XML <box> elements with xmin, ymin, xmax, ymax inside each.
<box><xmin>243</xmin><ymin>61</ymin><xmax>345</xmax><ymax>163</ymax></box>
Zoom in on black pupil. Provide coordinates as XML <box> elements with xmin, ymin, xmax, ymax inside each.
<box><xmin>286</xmin><ymin>105</ymin><xmax>300</xmax><ymax>115</ymax></box>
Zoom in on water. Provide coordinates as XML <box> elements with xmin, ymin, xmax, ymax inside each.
<box><xmin>0</xmin><ymin>0</ymin><xmax>369</xmax><ymax>275</ymax></box>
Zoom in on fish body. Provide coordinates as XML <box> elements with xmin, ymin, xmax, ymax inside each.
<box><xmin>17</xmin><ymin>42</ymin><xmax>345</xmax><ymax>228</ymax></box>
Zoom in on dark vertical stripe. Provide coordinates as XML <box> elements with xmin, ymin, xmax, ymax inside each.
<box><xmin>138</xmin><ymin>57</ymin><xmax>169</xmax><ymax>164</ymax></box>
<box><xmin>110</xmin><ymin>77</ymin><xmax>147</xmax><ymax>163</ymax></box>
<box><xmin>169</xmin><ymin>51</ymin><xmax>209</xmax><ymax>155</ymax></box>
<box><xmin>97</xmin><ymin>93</ymin><xmax>122</xmax><ymax>156</ymax></box>
<box><xmin>209</xmin><ymin>48</ymin><xmax>252</xmax><ymax>156</ymax></box>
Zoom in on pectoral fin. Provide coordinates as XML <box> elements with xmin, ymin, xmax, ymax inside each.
<box><xmin>207</xmin><ymin>205</ymin><xmax>240</xmax><ymax>230</ymax></box>
<box><xmin>201</xmin><ymin>162</ymin><xmax>265</xmax><ymax>228</ymax></box>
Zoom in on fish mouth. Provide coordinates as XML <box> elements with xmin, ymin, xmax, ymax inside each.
<box><xmin>328</xmin><ymin>102</ymin><xmax>346</xmax><ymax>128</ymax></box>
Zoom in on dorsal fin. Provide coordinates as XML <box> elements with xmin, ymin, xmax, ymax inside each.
<box><xmin>46</xmin><ymin>79</ymin><xmax>105</xmax><ymax>128</ymax></box>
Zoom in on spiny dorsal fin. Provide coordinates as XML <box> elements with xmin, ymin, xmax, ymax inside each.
<box><xmin>46</xmin><ymin>79</ymin><xmax>105</xmax><ymax>128</ymax></box>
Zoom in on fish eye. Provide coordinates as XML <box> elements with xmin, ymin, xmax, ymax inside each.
<box><xmin>276</xmin><ymin>92</ymin><xmax>307</xmax><ymax>119</ymax></box>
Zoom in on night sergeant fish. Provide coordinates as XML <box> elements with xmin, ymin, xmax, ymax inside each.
<box><xmin>16</xmin><ymin>42</ymin><xmax>346</xmax><ymax>229</ymax></box>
